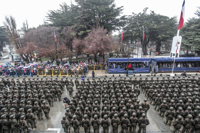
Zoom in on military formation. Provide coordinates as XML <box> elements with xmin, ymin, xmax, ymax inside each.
<box><xmin>0</xmin><ymin>77</ymin><xmax>67</xmax><ymax>133</ymax></box>
<box><xmin>62</xmin><ymin>77</ymin><xmax>150</xmax><ymax>133</ymax></box>
<box><xmin>141</xmin><ymin>76</ymin><xmax>200</xmax><ymax>133</ymax></box>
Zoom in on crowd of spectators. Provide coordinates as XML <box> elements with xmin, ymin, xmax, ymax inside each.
<box><xmin>0</xmin><ymin>59</ymin><xmax>107</xmax><ymax>76</ymax></box>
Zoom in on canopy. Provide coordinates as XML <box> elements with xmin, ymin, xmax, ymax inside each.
<box><xmin>64</xmin><ymin>63</ymin><xmax>70</xmax><ymax>66</ymax></box>
<box><xmin>151</xmin><ymin>57</ymin><xmax>200</xmax><ymax>62</ymax></box>
<box><xmin>108</xmin><ymin>58</ymin><xmax>151</xmax><ymax>62</ymax></box>
<box><xmin>5</xmin><ymin>61</ymin><xmax>10</xmax><ymax>64</ymax></box>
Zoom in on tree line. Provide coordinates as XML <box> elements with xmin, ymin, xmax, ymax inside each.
<box><xmin>1</xmin><ymin>0</ymin><xmax>200</xmax><ymax>62</ymax></box>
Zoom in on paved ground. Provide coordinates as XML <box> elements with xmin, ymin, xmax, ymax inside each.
<box><xmin>7</xmin><ymin>75</ymin><xmax>180</xmax><ymax>133</ymax></box>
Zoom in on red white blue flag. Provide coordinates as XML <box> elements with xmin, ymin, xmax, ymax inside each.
<box><xmin>178</xmin><ymin>0</ymin><xmax>185</xmax><ymax>30</ymax></box>
<box><xmin>54</xmin><ymin>31</ymin><xmax>57</xmax><ymax>43</ymax></box>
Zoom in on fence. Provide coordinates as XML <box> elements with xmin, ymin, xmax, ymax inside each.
<box><xmin>87</xmin><ymin>65</ymin><xmax>105</xmax><ymax>71</ymax></box>
<box><xmin>37</xmin><ymin>69</ymin><xmax>85</xmax><ymax>76</ymax></box>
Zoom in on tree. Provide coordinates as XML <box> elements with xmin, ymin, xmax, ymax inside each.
<box><xmin>123</xmin><ymin>8</ymin><xmax>176</xmax><ymax>54</ymax></box>
<box><xmin>182</xmin><ymin>18</ymin><xmax>200</xmax><ymax>54</ymax></box>
<box><xmin>46</xmin><ymin>2</ymin><xmax>79</xmax><ymax>29</ymax></box>
<box><xmin>86</xmin><ymin>27</ymin><xmax>114</xmax><ymax>61</ymax></box>
<box><xmin>4</xmin><ymin>16</ymin><xmax>20</xmax><ymax>49</ymax></box>
<box><xmin>148</xmin><ymin>12</ymin><xmax>177</xmax><ymax>53</ymax></box>
<box><xmin>73</xmin><ymin>0</ymin><xmax>126</xmax><ymax>39</ymax></box>
<box><xmin>123</xmin><ymin>8</ymin><xmax>151</xmax><ymax>55</ymax></box>
<box><xmin>0</xmin><ymin>26</ymin><xmax>9</xmax><ymax>51</ymax></box>
<box><xmin>16</xmin><ymin>42</ymin><xmax>37</xmax><ymax>62</ymax></box>
<box><xmin>195</xmin><ymin>7</ymin><xmax>200</xmax><ymax>17</ymax></box>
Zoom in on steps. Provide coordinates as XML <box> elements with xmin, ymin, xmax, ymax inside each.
<box><xmin>128</xmin><ymin>70</ymin><xmax>134</xmax><ymax>75</ymax></box>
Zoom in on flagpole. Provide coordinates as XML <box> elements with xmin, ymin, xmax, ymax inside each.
<box><xmin>171</xmin><ymin>30</ymin><xmax>180</xmax><ymax>76</ymax></box>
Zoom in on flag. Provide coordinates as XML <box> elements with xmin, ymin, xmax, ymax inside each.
<box><xmin>121</xmin><ymin>32</ymin><xmax>123</xmax><ymax>42</ymax></box>
<box><xmin>176</xmin><ymin>41</ymin><xmax>179</xmax><ymax>53</ymax></box>
<box><xmin>178</xmin><ymin>0</ymin><xmax>185</xmax><ymax>30</ymax></box>
<box><xmin>143</xmin><ymin>28</ymin><xmax>145</xmax><ymax>41</ymax></box>
<box><xmin>54</xmin><ymin>31</ymin><xmax>57</xmax><ymax>43</ymax></box>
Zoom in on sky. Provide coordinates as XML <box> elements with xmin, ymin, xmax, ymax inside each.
<box><xmin>0</xmin><ymin>0</ymin><xmax>199</xmax><ymax>31</ymax></box>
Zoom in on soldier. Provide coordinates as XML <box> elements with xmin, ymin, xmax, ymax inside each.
<box><xmin>159</xmin><ymin>100</ymin><xmax>169</xmax><ymax>117</ymax></box>
<box><xmin>182</xmin><ymin>114</ymin><xmax>194</xmax><ymax>133</ymax></box>
<box><xmin>68</xmin><ymin>83</ymin><xmax>73</xmax><ymax>96</ymax></box>
<box><xmin>46</xmin><ymin>91</ymin><xmax>53</xmax><ymax>107</ymax></box>
<box><xmin>173</xmin><ymin>115</ymin><xmax>184</xmax><ymax>133</ymax></box>
<box><xmin>10</xmin><ymin>114</ymin><xmax>20</xmax><ymax>133</ymax></box>
<box><xmin>1</xmin><ymin>114</ymin><xmax>9</xmax><ymax>133</ymax></box>
<box><xmin>33</xmin><ymin>101</ymin><xmax>43</xmax><ymax>120</ymax></box>
<box><xmin>75</xmin><ymin>107</ymin><xmax>83</xmax><ymax>122</ymax></box>
<box><xmin>194</xmin><ymin>114</ymin><xmax>200</xmax><ymax>132</ymax></box>
<box><xmin>92</xmin><ymin>108</ymin><xmax>100</xmax><ymax>119</ymax></box>
<box><xmin>65</xmin><ymin>108</ymin><xmax>73</xmax><ymax>123</ymax></box>
<box><xmin>26</xmin><ymin>108</ymin><xmax>36</xmax><ymax>130</ymax></box>
<box><xmin>121</xmin><ymin>113</ymin><xmax>130</xmax><ymax>133</ymax></box>
<box><xmin>91</xmin><ymin>115</ymin><xmax>100</xmax><ymax>133</ymax></box>
<box><xmin>19</xmin><ymin>115</ymin><xmax>29</xmax><ymax>133</ymax></box>
<box><xmin>101</xmin><ymin>115</ymin><xmax>110</xmax><ymax>133</ymax></box>
<box><xmin>138</xmin><ymin>113</ymin><xmax>149</xmax><ymax>133</ymax></box>
<box><xmin>61</xmin><ymin>117</ymin><xmax>70</xmax><ymax>133</ymax></box>
<box><xmin>141</xmin><ymin>99</ymin><xmax>150</xmax><ymax>115</ymax></box>
<box><xmin>129</xmin><ymin>112</ymin><xmax>138</xmax><ymax>133</ymax></box>
<box><xmin>81</xmin><ymin>114</ymin><xmax>91</xmax><ymax>133</ymax></box>
<box><xmin>41</xmin><ymin>101</ymin><xmax>50</xmax><ymax>119</ymax></box>
<box><xmin>75</xmin><ymin>78</ymin><xmax>79</xmax><ymax>87</ymax></box>
<box><xmin>111</xmin><ymin>113</ymin><xmax>120</xmax><ymax>133</ymax></box>
<box><xmin>165</xmin><ymin>107</ymin><xmax>176</xmax><ymax>126</ymax></box>
<box><xmin>70</xmin><ymin>115</ymin><xmax>80</xmax><ymax>133</ymax></box>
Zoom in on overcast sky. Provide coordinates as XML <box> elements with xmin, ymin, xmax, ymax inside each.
<box><xmin>0</xmin><ymin>0</ymin><xmax>199</xmax><ymax>30</ymax></box>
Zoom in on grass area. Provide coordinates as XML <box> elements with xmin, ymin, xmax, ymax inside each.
<box><xmin>41</xmin><ymin>57</ymin><xmax>50</xmax><ymax>61</ymax></box>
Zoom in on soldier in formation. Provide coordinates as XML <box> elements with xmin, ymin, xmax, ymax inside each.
<box><xmin>0</xmin><ymin>77</ymin><xmax>64</xmax><ymax>132</ymax></box>
<box><xmin>61</xmin><ymin>77</ymin><xmax>150</xmax><ymax>133</ymax></box>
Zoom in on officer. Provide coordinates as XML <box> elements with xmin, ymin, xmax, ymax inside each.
<box><xmin>91</xmin><ymin>115</ymin><xmax>100</xmax><ymax>133</ymax></box>
<box><xmin>56</xmin><ymin>86</ymin><xmax>62</xmax><ymax>101</ymax></box>
<box><xmin>111</xmin><ymin>113</ymin><xmax>120</xmax><ymax>133</ymax></box>
<box><xmin>61</xmin><ymin>117</ymin><xmax>70</xmax><ymax>133</ymax></box>
<box><xmin>19</xmin><ymin>115</ymin><xmax>29</xmax><ymax>133</ymax></box>
<box><xmin>68</xmin><ymin>83</ymin><xmax>73</xmax><ymax>96</ymax></box>
<box><xmin>26</xmin><ymin>108</ymin><xmax>36</xmax><ymax>130</ymax></box>
<box><xmin>173</xmin><ymin>115</ymin><xmax>184</xmax><ymax>133</ymax></box>
<box><xmin>141</xmin><ymin>99</ymin><xmax>150</xmax><ymax>115</ymax></box>
<box><xmin>129</xmin><ymin>112</ymin><xmax>138</xmax><ymax>133</ymax></box>
<box><xmin>75</xmin><ymin>78</ymin><xmax>79</xmax><ymax>87</ymax></box>
<box><xmin>46</xmin><ymin>91</ymin><xmax>53</xmax><ymax>107</ymax></box>
<box><xmin>70</xmin><ymin>115</ymin><xmax>80</xmax><ymax>133</ymax></box>
<box><xmin>81</xmin><ymin>114</ymin><xmax>91</xmax><ymax>133</ymax></box>
<box><xmin>101</xmin><ymin>114</ymin><xmax>110</xmax><ymax>133</ymax></box>
<box><xmin>121</xmin><ymin>113</ymin><xmax>130</xmax><ymax>133</ymax></box>
<box><xmin>138</xmin><ymin>113</ymin><xmax>149</xmax><ymax>133</ymax></box>
<box><xmin>41</xmin><ymin>101</ymin><xmax>50</xmax><ymax>119</ymax></box>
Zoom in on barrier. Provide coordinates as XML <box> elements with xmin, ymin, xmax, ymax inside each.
<box><xmin>94</xmin><ymin>65</ymin><xmax>101</xmax><ymax>71</ymax></box>
<box><xmin>38</xmin><ymin>70</ymin><xmax>46</xmax><ymax>76</ymax></box>
<box><xmin>46</xmin><ymin>69</ymin><xmax>52</xmax><ymax>76</ymax></box>
<box><xmin>87</xmin><ymin>65</ymin><xmax>94</xmax><ymax>71</ymax></box>
<box><xmin>60</xmin><ymin>70</ymin><xmax>68</xmax><ymax>76</ymax></box>
<box><xmin>52</xmin><ymin>70</ymin><xmax>60</xmax><ymax>76</ymax></box>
